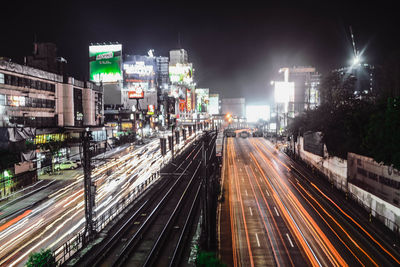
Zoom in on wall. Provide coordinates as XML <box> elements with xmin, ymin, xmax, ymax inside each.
<box><xmin>296</xmin><ymin>136</ymin><xmax>348</xmax><ymax>191</ymax></box>
<box><xmin>348</xmin><ymin>152</ymin><xmax>400</xmax><ymax>231</ymax></box>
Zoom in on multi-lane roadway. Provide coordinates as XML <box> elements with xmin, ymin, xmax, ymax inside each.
<box><xmin>0</xmin><ymin>132</ymin><xmax>200</xmax><ymax>266</ymax></box>
<box><xmin>219</xmin><ymin>136</ymin><xmax>400</xmax><ymax>266</ymax></box>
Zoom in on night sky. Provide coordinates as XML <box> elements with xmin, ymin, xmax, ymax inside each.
<box><xmin>1</xmin><ymin>1</ymin><xmax>398</xmax><ymax>105</ymax></box>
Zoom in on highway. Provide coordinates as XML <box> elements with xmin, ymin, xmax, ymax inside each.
<box><xmin>220</xmin><ymin>137</ymin><xmax>400</xmax><ymax>266</ymax></box>
<box><xmin>0</xmin><ymin>132</ymin><xmax>201</xmax><ymax>266</ymax></box>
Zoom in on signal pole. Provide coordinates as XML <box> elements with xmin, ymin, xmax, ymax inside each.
<box><xmin>82</xmin><ymin>131</ymin><xmax>96</xmax><ymax>241</ymax></box>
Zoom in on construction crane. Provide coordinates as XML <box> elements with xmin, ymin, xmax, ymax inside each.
<box><xmin>349</xmin><ymin>26</ymin><xmax>360</xmax><ymax>65</ymax></box>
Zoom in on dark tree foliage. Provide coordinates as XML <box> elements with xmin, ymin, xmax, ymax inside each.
<box><xmin>364</xmin><ymin>97</ymin><xmax>400</xmax><ymax>169</ymax></box>
<box><xmin>288</xmin><ymin>51</ymin><xmax>400</xmax><ymax>168</ymax></box>
<box><xmin>196</xmin><ymin>251</ymin><xmax>226</xmax><ymax>267</ymax></box>
<box><xmin>26</xmin><ymin>249</ymin><xmax>55</xmax><ymax>267</ymax></box>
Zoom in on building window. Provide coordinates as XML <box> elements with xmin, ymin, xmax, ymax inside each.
<box><xmin>0</xmin><ymin>73</ymin><xmax>4</xmax><ymax>84</ymax></box>
<box><xmin>0</xmin><ymin>94</ymin><xmax>5</xmax><ymax>106</ymax></box>
<box><xmin>7</xmin><ymin>95</ymin><xmax>26</xmax><ymax>107</ymax></box>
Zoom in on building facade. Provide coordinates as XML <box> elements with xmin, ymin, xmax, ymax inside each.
<box><xmin>0</xmin><ymin>59</ymin><xmax>104</xmax><ymax>197</ymax></box>
<box><xmin>221</xmin><ymin>98</ymin><xmax>246</xmax><ymax>118</ymax></box>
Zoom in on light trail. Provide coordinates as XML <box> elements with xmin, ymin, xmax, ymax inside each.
<box><xmin>0</xmin><ymin>210</ymin><xmax>32</xmax><ymax>232</ymax></box>
<box><xmin>251</xmin><ymin>143</ymin><xmax>347</xmax><ymax>267</ymax></box>
<box><xmin>0</xmin><ymin>134</ymin><xmax>202</xmax><ymax>266</ymax></box>
<box><xmin>259</xmin><ymin>138</ymin><xmax>400</xmax><ymax>265</ymax></box>
<box><xmin>227</xmin><ymin>139</ymin><xmax>238</xmax><ymax>267</ymax></box>
<box><xmin>288</xmin><ymin>178</ymin><xmax>367</xmax><ymax>266</ymax></box>
<box><xmin>245</xmin><ymin>165</ymin><xmax>290</xmax><ymax>267</ymax></box>
<box><xmin>249</xmin><ymin>152</ymin><xmax>322</xmax><ymax>267</ymax></box>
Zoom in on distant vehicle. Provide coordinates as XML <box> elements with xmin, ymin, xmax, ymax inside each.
<box><xmin>55</xmin><ymin>161</ymin><xmax>79</xmax><ymax>170</ymax></box>
<box><xmin>225</xmin><ymin>130</ymin><xmax>236</xmax><ymax>137</ymax></box>
<box><xmin>252</xmin><ymin>131</ymin><xmax>263</xmax><ymax>137</ymax></box>
<box><xmin>239</xmin><ymin>131</ymin><xmax>250</xmax><ymax>138</ymax></box>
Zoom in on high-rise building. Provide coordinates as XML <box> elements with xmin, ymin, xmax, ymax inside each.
<box><xmin>25</xmin><ymin>42</ymin><xmax>67</xmax><ymax>76</ymax></box>
<box><xmin>274</xmin><ymin>66</ymin><xmax>320</xmax><ymax>119</ymax></box>
<box><xmin>156</xmin><ymin>56</ymin><xmax>169</xmax><ymax>94</ymax></box>
<box><xmin>335</xmin><ymin>63</ymin><xmax>376</xmax><ymax>97</ymax></box>
<box><xmin>169</xmin><ymin>49</ymin><xmax>188</xmax><ymax>65</ymax></box>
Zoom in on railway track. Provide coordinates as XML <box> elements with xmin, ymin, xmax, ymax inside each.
<box><xmin>73</xmin><ymin>132</ymin><xmax>216</xmax><ymax>267</ymax></box>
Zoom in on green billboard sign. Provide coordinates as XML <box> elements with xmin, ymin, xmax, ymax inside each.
<box><xmin>89</xmin><ymin>44</ymin><xmax>122</xmax><ymax>83</ymax></box>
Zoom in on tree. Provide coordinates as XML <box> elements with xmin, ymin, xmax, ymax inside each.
<box><xmin>319</xmin><ymin>71</ymin><xmax>357</xmax><ymax>108</ymax></box>
<box><xmin>364</xmin><ymin>97</ymin><xmax>400</xmax><ymax>169</ymax></box>
<box><xmin>26</xmin><ymin>249</ymin><xmax>55</xmax><ymax>267</ymax></box>
<box><xmin>287</xmin><ymin>71</ymin><xmax>371</xmax><ymax>159</ymax></box>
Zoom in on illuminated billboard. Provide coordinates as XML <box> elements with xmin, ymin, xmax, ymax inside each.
<box><xmin>246</xmin><ymin>105</ymin><xmax>270</xmax><ymax>122</ymax></box>
<box><xmin>128</xmin><ymin>87</ymin><xmax>144</xmax><ymax>99</ymax></box>
<box><xmin>274</xmin><ymin>81</ymin><xmax>294</xmax><ymax>112</ymax></box>
<box><xmin>123</xmin><ymin>61</ymin><xmax>154</xmax><ymax>77</ymax></box>
<box><xmin>123</xmin><ymin>55</ymin><xmax>156</xmax><ymax>93</ymax></box>
<box><xmin>89</xmin><ymin>44</ymin><xmax>122</xmax><ymax>83</ymax></box>
<box><xmin>195</xmin><ymin>88</ymin><xmax>209</xmax><ymax>113</ymax></box>
<box><xmin>169</xmin><ymin>63</ymin><xmax>193</xmax><ymax>84</ymax></box>
<box><xmin>209</xmin><ymin>94</ymin><xmax>219</xmax><ymax>115</ymax></box>
<box><xmin>186</xmin><ymin>89</ymin><xmax>192</xmax><ymax>111</ymax></box>
<box><xmin>148</xmin><ymin>105</ymin><xmax>155</xmax><ymax>115</ymax></box>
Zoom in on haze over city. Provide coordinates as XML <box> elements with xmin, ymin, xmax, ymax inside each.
<box><xmin>1</xmin><ymin>1</ymin><xmax>400</xmax><ymax>266</ymax></box>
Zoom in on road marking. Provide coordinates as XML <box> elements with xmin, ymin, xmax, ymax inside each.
<box><xmin>265</xmin><ymin>190</ymin><xmax>270</xmax><ymax>196</ymax></box>
<box><xmin>274</xmin><ymin>207</ymin><xmax>280</xmax><ymax>216</ymax></box>
<box><xmin>286</xmin><ymin>233</ymin><xmax>294</xmax><ymax>247</ymax></box>
<box><xmin>245</xmin><ymin>189</ymin><xmax>248</xmax><ymax>196</ymax></box>
<box><xmin>255</xmin><ymin>233</ymin><xmax>261</xmax><ymax>247</ymax></box>
<box><xmin>249</xmin><ymin>207</ymin><xmax>253</xmax><ymax>216</ymax></box>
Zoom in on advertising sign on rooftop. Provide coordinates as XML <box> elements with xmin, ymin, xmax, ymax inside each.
<box><xmin>195</xmin><ymin>88</ymin><xmax>209</xmax><ymax>113</ymax></box>
<box><xmin>169</xmin><ymin>63</ymin><xmax>193</xmax><ymax>84</ymax></box>
<box><xmin>123</xmin><ymin>55</ymin><xmax>156</xmax><ymax>93</ymax></box>
<box><xmin>89</xmin><ymin>44</ymin><xmax>122</xmax><ymax>83</ymax></box>
<box><xmin>128</xmin><ymin>87</ymin><xmax>144</xmax><ymax>99</ymax></box>
<box><xmin>209</xmin><ymin>94</ymin><xmax>219</xmax><ymax>115</ymax></box>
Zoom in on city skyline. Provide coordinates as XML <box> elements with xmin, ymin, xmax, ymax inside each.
<box><xmin>1</xmin><ymin>1</ymin><xmax>398</xmax><ymax>106</ymax></box>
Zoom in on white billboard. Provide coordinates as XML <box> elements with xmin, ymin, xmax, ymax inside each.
<box><xmin>246</xmin><ymin>105</ymin><xmax>270</xmax><ymax>122</ymax></box>
<box><xmin>209</xmin><ymin>94</ymin><xmax>219</xmax><ymax>115</ymax></box>
<box><xmin>274</xmin><ymin>81</ymin><xmax>294</xmax><ymax>112</ymax></box>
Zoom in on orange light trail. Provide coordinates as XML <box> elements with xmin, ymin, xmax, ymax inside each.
<box><xmin>251</xmin><ymin>144</ymin><xmax>347</xmax><ymax>267</ymax></box>
<box><xmin>0</xmin><ymin>210</ymin><xmax>32</xmax><ymax>232</ymax></box>
<box><xmin>258</xmin><ymin>138</ymin><xmax>400</xmax><ymax>265</ymax></box>
<box><xmin>288</xmin><ymin>178</ymin><xmax>369</xmax><ymax>267</ymax></box>
<box><xmin>231</xmin><ymin>139</ymin><xmax>255</xmax><ymax>266</ymax></box>
<box><xmin>249</xmin><ymin>152</ymin><xmax>321</xmax><ymax>267</ymax></box>
<box><xmin>245</xmin><ymin>166</ymin><xmax>294</xmax><ymax>267</ymax></box>
<box><xmin>227</xmin><ymin>139</ymin><xmax>238</xmax><ymax>267</ymax></box>
<box><xmin>310</xmin><ymin>182</ymin><xmax>400</xmax><ymax>265</ymax></box>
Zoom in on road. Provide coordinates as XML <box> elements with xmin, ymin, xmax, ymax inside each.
<box><xmin>219</xmin><ymin>137</ymin><xmax>400</xmax><ymax>266</ymax></box>
<box><xmin>0</xmin><ymin>132</ymin><xmax>201</xmax><ymax>266</ymax></box>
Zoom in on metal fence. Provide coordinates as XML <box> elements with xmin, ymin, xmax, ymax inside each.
<box><xmin>53</xmin><ymin>170</ymin><xmax>160</xmax><ymax>266</ymax></box>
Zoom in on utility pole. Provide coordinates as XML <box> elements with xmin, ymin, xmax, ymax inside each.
<box><xmin>82</xmin><ymin>131</ymin><xmax>96</xmax><ymax>241</ymax></box>
<box><xmin>201</xmin><ymin>139</ymin><xmax>210</xmax><ymax>249</ymax></box>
